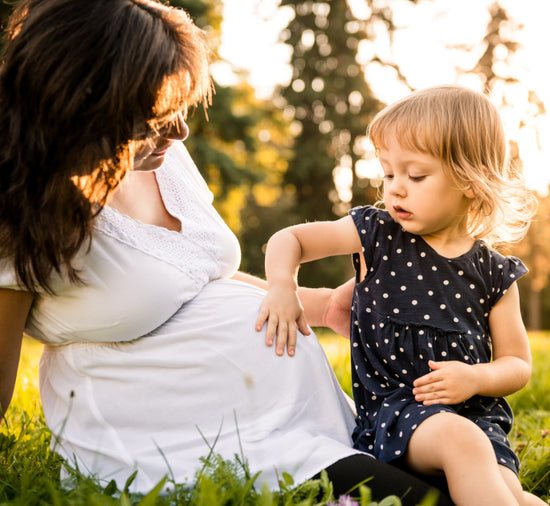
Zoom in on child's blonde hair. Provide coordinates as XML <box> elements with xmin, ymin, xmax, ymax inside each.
<box><xmin>368</xmin><ymin>85</ymin><xmax>536</xmax><ymax>247</ymax></box>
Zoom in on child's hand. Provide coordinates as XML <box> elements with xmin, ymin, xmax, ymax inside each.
<box><xmin>412</xmin><ymin>360</ymin><xmax>479</xmax><ymax>405</ymax></box>
<box><xmin>255</xmin><ymin>284</ymin><xmax>310</xmax><ymax>357</ymax></box>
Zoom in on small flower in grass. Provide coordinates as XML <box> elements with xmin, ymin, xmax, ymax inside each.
<box><xmin>542</xmin><ymin>429</ymin><xmax>549</xmax><ymax>438</ymax></box>
<box><xmin>328</xmin><ymin>495</ymin><xmax>360</xmax><ymax>506</ymax></box>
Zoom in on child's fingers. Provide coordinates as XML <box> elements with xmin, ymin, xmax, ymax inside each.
<box><xmin>416</xmin><ymin>394</ymin><xmax>452</xmax><ymax>406</ymax></box>
<box><xmin>265</xmin><ymin>314</ymin><xmax>280</xmax><ymax>348</ymax></box>
<box><xmin>413</xmin><ymin>371</ymin><xmax>442</xmax><ymax>389</ymax></box>
<box><xmin>412</xmin><ymin>372</ymin><xmax>431</xmax><ymax>388</ymax></box>
<box><xmin>275</xmin><ymin>320</ymin><xmax>288</xmax><ymax>356</ymax></box>
<box><xmin>413</xmin><ymin>360</ymin><xmax>449</xmax><ymax>387</ymax></box>
<box><xmin>255</xmin><ymin>306</ymin><xmax>269</xmax><ymax>333</ymax></box>
<box><xmin>413</xmin><ymin>383</ymin><xmax>447</xmax><ymax>405</ymax></box>
<box><xmin>296</xmin><ymin>313</ymin><xmax>310</xmax><ymax>336</ymax></box>
<box><xmin>257</xmin><ymin>297</ymin><xmax>307</xmax><ymax>356</ymax></box>
<box><xmin>286</xmin><ymin>325</ymin><xmax>297</xmax><ymax>357</ymax></box>
<box><xmin>256</xmin><ymin>305</ymin><xmax>276</xmax><ymax>348</ymax></box>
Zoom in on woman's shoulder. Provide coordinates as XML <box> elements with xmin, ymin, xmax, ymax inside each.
<box><xmin>0</xmin><ymin>257</ymin><xmax>19</xmax><ymax>290</ymax></box>
<box><xmin>0</xmin><ymin>257</ymin><xmax>36</xmax><ymax>292</ymax></box>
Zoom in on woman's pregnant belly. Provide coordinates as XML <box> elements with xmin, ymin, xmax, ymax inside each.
<box><xmin>39</xmin><ymin>279</ymin><xmax>358</xmax><ymax>491</ymax></box>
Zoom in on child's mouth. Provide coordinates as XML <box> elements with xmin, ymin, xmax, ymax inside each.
<box><xmin>393</xmin><ymin>205</ymin><xmax>412</xmax><ymax>219</ymax></box>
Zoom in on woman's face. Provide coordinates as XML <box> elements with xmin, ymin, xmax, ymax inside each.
<box><xmin>133</xmin><ymin>112</ymin><xmax>189</xmax><ymax>172</ymax></box>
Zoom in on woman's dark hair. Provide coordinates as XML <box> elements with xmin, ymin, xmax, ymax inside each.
<box><xmin>0</xmin><ymin>0</ymin><xmax>212</xmax><ymax>293</ymax></box>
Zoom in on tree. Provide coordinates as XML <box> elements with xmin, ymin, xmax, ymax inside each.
<box><xmin>0</xmin><ymin>0</ymin><xmax>293</xmax><ymax>277</ymax></box>
<box><xmin>514</xmin><ymin>190</ymin><xmax>550</xmax><ymax>329</ymax></box>
<box><xmin>279</xmin><ymin>0</ymin><xmax>381</xmax><ymax>222</ymax></box>
<box><xmin>258</xmin><ymin>0</ymin><xmax>419</xmax><ymax>287</ymax></box>
<box><xmin>459</xmin><ymin>2</ymin><xmax>550</xmax><ymax>329</ymax></box>
<box><xmin>167</xmin><ymin>1</ymin><xmax>293</xmax><ymax>249</ymax></box>
<box><xmin>174</xmin><ymin>1</ymin><xmax>266</xmax><ymax>202</ymax></box>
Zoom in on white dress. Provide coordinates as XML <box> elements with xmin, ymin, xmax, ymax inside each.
<box><xmin>1</xmin><ymin>143</ymin><xmax>361</xmax><ymax>492</ymax></box>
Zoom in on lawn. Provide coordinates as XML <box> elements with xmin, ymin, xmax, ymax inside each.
<box><xmin>1</xmin><ymin>333</ymin><xmax>549</xmax><ymax>505</ymax></box>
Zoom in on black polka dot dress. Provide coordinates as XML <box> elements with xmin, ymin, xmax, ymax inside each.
<box><xmin>349</xmin><ymin>206</ymin><xmax>527</xmax><ymax>474</ymax></box>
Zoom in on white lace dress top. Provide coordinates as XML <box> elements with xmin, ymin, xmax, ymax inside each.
<box><xmin>17</xmin><ymin>142</ymin><xmax>241</xmax><ymax>345</ymax></box>
<box><xmin>2</xmin><ymin>143</ymin><xmax>361</xmax><ymax>492</ymax></box>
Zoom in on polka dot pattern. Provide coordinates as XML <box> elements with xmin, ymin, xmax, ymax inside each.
<box><xmin>348</xmin><ymin>206</ymin><xmax>526</xmax><ymax>473</ymax></box>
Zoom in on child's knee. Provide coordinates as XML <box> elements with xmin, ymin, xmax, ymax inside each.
<box><xmin>407</xmin><ymin>413</ymin><xmax>500</xmax><ymax>476</ymax></box>
<box><xmin>412</xmin><ymin>413</ymin><xmax>492</xmax><ymax>456</ymax></box>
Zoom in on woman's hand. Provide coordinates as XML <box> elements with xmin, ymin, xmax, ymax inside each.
<box><xmin>255</xmin><ymin>284</ymin><xmax>310</xmax><ymax>357</ymax></box>
<box><xmin>412</xmin><ymin>360</ymin><xmax>479</xmax><ymax>405</ymax></box>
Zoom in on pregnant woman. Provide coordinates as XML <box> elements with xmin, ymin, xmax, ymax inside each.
<box><xmin>0</xmin><ymin>0</ymin><xmax>451</xmax><ymax>503</ymax></box>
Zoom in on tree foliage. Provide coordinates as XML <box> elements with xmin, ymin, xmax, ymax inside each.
<box><xmin>458</xmin><ymin>2</ymin><xmax>550</xmax><ymax>329</ymax></box>
<box><xmin>0</xmin><ymin>0</ymin><xmax>283</xmax><ymax>237</ymax></box>
<box><xmin>250</xmin><ymin>0</ymin><xmax>419</xmax><ymax>287</ymax></box>
<box><xmin>278</xmin><ymin>0</ymin><xmax>381</xmax><ymax>222</ymax></box>
<box><xmin>4</xmin><ymin>0</ymin><xmax>550</xmax><ymax>323</ymax></box>
<box><xmin>173</xmin><ymin>0</ymin><xmax>271</xmax><ymax>199</ymax></box>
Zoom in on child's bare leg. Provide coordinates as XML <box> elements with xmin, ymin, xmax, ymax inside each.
<box><xmin>500</xmin><ymin>465</ymin><xmax>548</xmax><ymax>505</ymax></box>
<box><xmin>522</xmin><ymin>492</ymin><xmax>549</xmax><ymax>506</ymax></box>
<box><xmin>405</xmin><ymin>412</ymin><xmax>518</xmax><ymax>506</ymax></box>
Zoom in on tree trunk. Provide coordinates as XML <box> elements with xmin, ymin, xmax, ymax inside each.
<box><xmin>528</xmin><ymin>284</ymin><xmax>541</xmax><ymax>330</ymax></box>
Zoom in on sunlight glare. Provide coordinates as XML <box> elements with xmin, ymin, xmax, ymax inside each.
<box><xmin>219</xmin><ymin>0</ymin><xmax>550</xmax><ymax>195</ymax></box>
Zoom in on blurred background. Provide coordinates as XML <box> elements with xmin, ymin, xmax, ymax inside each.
<box><xmin>2</xmin><ymin>0</ymin><xmax>550</xmax><ymax>329</ymax></box>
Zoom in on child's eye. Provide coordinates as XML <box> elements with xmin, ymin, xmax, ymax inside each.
<box><xmin>383</xmin><ymin>174</ymin><xmax>394</xmax><ymax>180</ymax></box>
<box><xmin>409</xmin><ymin>175</ymin><xmax>426</xmax><ymax>182</ymax></box>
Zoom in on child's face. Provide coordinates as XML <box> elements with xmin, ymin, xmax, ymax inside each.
<box><xmin>379</xmin><ymin>130</ymin><xmax>473</xmax><ymax>239</ymax></box>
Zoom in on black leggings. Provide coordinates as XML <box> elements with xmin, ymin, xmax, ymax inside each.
<box><xmin>312</xmin><ymin>454</ymin><xmax>453</xmax><ymax>505</ymax></box>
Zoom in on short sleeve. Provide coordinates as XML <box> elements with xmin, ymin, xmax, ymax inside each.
<box><xmin>349</xmin><ymin>205</ymin><xmax>395</xmax><ymax>270</ymax></box>
<box><xmin>488</xmin><ymin>252</ymin><xmax>528</xmax><ymax>307</ymax></box>
<box><xmin>0</xmin><ymin>258</ymin><xmax>23</xmax><ymax>290</ymax></box>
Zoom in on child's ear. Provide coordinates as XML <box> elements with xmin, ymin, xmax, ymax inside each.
<box><xmin>464</xmin><ymin>186</ymin><xmax>475</xmax><ymax>199</ymax></box>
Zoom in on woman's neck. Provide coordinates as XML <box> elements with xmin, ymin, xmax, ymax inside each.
<box><xmin>107</xmin><ymin>170</ymin><xmax>181</xmax><ymax>232</ymax></box>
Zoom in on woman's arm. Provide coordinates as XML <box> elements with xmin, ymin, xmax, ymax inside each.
<box><xmin>413</xmin><ymin>282</ymin><xmax>531</xmax><ymax>405</ymax></box>
<box><xmin>230</xmin><ymin>271</ymin><xmax>267</xmax><ymax>289</ymax></box>
<box><xmin>298</xmin><ymin>278</ymin><xmax>355</xmax><ymax>337</ymax></box>
<box><xmin>0</xmin><ymin>288</ymin><xmax>34</xmax><ymax>420</ymax></box>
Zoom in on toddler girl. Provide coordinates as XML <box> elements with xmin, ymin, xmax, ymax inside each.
<box><xmin>256</xmin><ymin>86</ymin><xmax>545</xmax><ymax>505</ymax></box>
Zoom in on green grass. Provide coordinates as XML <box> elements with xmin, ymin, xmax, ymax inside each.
<box><xmin>507</xmin><ymin>333</ymin><xmax>550</xmax><ymax>500</ymax></box>
<box><xmin>1</xmin><ymin>334</ymin><xmax>549</xmax><ymax>505</ymax></box>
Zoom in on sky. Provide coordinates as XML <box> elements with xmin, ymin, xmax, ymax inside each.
<box><xmin>215</xmin><ymin>0</ymin><xmax>550</xmax><ymax>194</ymax></box>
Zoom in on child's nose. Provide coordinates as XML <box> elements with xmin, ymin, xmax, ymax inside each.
<box><xmin>389</xmin><ymin>176</ymin><xmax>407</xmax><ymax>196</ymax></box>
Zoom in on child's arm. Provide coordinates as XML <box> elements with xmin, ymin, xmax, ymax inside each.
<box><xmin>232</xmin><ymin>272</ymin><xmax>355</xmax><ymax>337</ymax></box>
<box><xmin>255</xmin><ymin>216</ymin><xmax>360</xmax><ymax>356</ymax></box>
<box><xmin>413</xmin><ymin>282</ymin><xmax>532</xmax><ymax>405</ymax></box>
